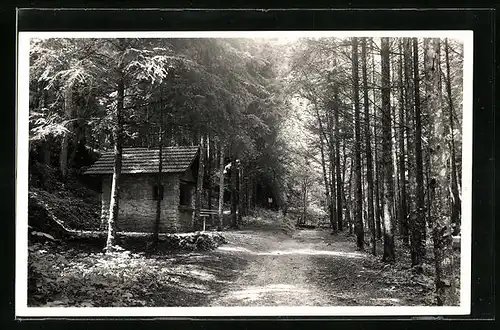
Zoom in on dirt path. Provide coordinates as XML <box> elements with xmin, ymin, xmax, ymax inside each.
<box><xmin>209</xmin><ymin>228</ymin><xmax>428</xmax><ymax>306</ymax></box>
<box><xmin>28</xmin><ymin>225</ymin><xmax>435</xmax><ymax>307</ymax></box>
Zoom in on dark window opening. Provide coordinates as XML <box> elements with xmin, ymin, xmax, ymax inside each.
<box><xmin>153</xmin><ymin>185</ymin><xmax>164</xmax><ymax>200</ymax></box>
<box><xmin>179</xmin><ymin>183</ymin><xmax>192</xmax><ymax>206</ymax></box>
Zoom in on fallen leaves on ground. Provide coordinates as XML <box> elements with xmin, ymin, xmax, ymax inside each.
<box><xmin>28</xmin><ymin>232</ymin><xmax>232</xmax><ymax>307</ymax></box>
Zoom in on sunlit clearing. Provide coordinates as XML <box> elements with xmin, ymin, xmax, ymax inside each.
<box><xmin>371</xmin><ymin>297</ymin><xmax>401</xmax><ymax>303</ymax></box>
<box><xmin>265</xmin><ymin>249</ymin><xmax>365</xmax><ymax>258</ymax></box>
<box><xmin>218</xmin><ymin>246</ymin><xmax>255</xmax><ymax>253</ymax></box>
<box><xmin>228</xmin><ymin>284</ymin><xmax>310</xmax><ymax>302</ymax></box>
<box><xmin>218</xmin><ymin>246</ymin><xmax>365</xmax><ymax>259</ymax></box>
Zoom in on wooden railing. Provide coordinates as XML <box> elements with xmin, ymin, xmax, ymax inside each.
<box><xmin>199</xmin><ymin>209</ymin><xmax>219</xmax><ymax>231</ymax></box>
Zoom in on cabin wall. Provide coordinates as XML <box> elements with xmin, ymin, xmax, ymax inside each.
<box><xmin>100</xmin><ymin>173</ymin><xmax>193</xmax><ymax>233</ymax></box>
<box><xmin>178</xmin><ymin>183</ymin><xmax>196</xmax><ymax>231</ymax></box>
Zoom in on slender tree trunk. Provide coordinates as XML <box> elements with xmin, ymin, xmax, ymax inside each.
<box><xmin>361</xmin><ymin>38</ymin><xmax>376</xmax><ymax>255</ymax></box>
<box><xmin>341</xmin><ymin>140</ymin><xmax>350</xmax><ymax>231</ymax></box>
<box><xmin>334</xmin><ymin>88</ymin><xmax>343</xmax><ymax>231</ymax></box>
<box><xmin>40</xmin><ymin>89</ymin><xmax>51</xmax><ymax>187</ymax></box>
<box><xmin>371</xmin><ymin>40</ymin><xmax>382</xmax><ymax>240</ymax></box>
<box><xmin>236</xmin><ymin>159</ymin><xmax>242</xmax><ymax>223</ymax></box>
<box><xmin>404</xmin><ymin>38</ymin><xmax>416</xmax><ymax>250</ymax></box>
<box><xmin>217</xmin><ymin>143</ymin><xmax>225</xmax><ymax>230</ymax></box>
<box><xmin>152</xmin><ymin>103</ymin><xmax>164</xmax><ymax>246</ymax></box>
<box><xmin>60</xmin><ymin>86</ymin><xmax>73</xmax><ymax>180</ymax></box>
<box><xmin>346</xmin><ymin>157</ymin><xmax>354</xmax><ymax>235</ymax></box>
<box><xmin>240</xmin><ymin>164</ymin><xmax>246</xmax><ymax>216</ymax></box>
<box><xmin>207</xmin><ymin>133</ymin><xmax>213</xmax><ymax>211</ymax></box>
<box><xmin>412</xmin><ymin>37</ymin><xmax>426</xmax><ymax>267</ymax></box>
<box><xmin>40</xmin><ymin>84</ymin><xmax>51</xmax><ymax>166</ymax></box>
<box><xmin>39</xmin><ymin>84</ymin><xmax>50</xmax><ymax>166</ymax></box>
<box><xmin>302</xmin><ymin>180</ymin><xmax>308</xmax><ymax>225</ymax></box>
<box><xmin>327</xmin><ymin>108</ymin><xmax>337</xmax><ymax>232</ymax></box>
<box><xmin>380</xmin><ymin>37</ymin><xmax>396</xmax><ymax>262</ymax></box>
<box><xmin>373</xmin><ymin>133</ymin><xmax>382</xmax><ymax>240</ymax></box>
<box><xmin>398</xmin><ymin>40</ymin><xmax>409</xmax><ymax>246</ymax></box>
<box><xmin>230</xmin><ymin>157</ymin><xmax>238</xmax><ymax>229</ymax></box>
<box><xmin>245</xmin><ymin>165</ymin><xmax>252</xmax><ymax>214</ymax></box>
<box><xmin>391</xmin><ymin>90</ymin><xmax>400</xmax><ymax>235</ymax></box>
<box><xmin>352</xmin><ymin>37</ymin><xmax>364</xmax><ymax>250</ymax></box>
<box><xmin>424</xmin><ymin>38</ymin><xmax>457</xmax><ymax>306</ymax></box>
<box><xmin>194</xmin><ymin>134</ymin><xmax>206</xmax><ymax>227</ymax></box>
<box><xmin>315</xmin><ymin>106</ymin><xmax>335</xmax><ymax>231</ymax></box>
<box><xmin>444</xmin><ymin>38</ymin><xmax>461</xmax><ymax>234</ymax></box>
<box><xmin>105</xmin><ymin>73</ymin><xmax>124</xmax><ymax>252</ymax></box>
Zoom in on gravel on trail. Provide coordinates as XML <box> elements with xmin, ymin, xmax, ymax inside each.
<box><xmin>209</xmin><ymin>228</ymin><xmax>431</xmax><ymax>306</ymax></box>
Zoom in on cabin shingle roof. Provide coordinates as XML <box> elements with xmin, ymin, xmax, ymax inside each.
<box><xmin>84</xmin><ymin>146</ymin><xmax>199</xmax><ymax>175</ymax></box>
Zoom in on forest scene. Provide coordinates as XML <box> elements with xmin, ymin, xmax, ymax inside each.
<box><xmin>26</xmin><ymin>35</ymin><xmax>464</xmax><ymax>308</ymax></box>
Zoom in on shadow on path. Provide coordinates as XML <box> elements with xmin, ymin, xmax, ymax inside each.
<box><xmin>209</xmin><ymin>229</ymin><xmax>433</xmax><ymax>306</ymax></box>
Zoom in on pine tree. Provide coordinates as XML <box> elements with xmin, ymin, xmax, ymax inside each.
<box><xmin>105</xmin><ymin>60</ymin><xmax>124</xmax><ymax>252</ymax></box>
<box><xmin>194</xmin><ymin>134</ymin><xmax>206</xmax><ymax>227</ymax></box>
<box><xmin>380</xmin><ymin>37</ymin><xmax>396</xmax><ymax>262</ymax></box>
<box><xmin>361</xmin><ymin>37</ymin><xmax>376</xmax><ymax>255</ymax></box>
<box><xmin>218</xmin><ymin>143</ymin><xmax>225</xmax><ymax>230</ymax></box>
<box><xmin>424</xmin><ymin>38</ymin><xmax>457</xmax><ymax>306</ymax></box>
<box><xmin>412</xmin><ymin>37</ymin><xmax>426</xmax><ymax>268</ymax></box>
<box><xmin>352</xmin><ymin>37</ymin><xmax>364</xmax><ymax>250</ymax></box>
<box><xmin>444</xmin><ymin>38</ymin><xmax>461</xmax><ymax>234</ymax></box>
<box><xmin>397</xmin><ymin>39</ymin><xmax>409</xmax><ymax>246</ymax></box>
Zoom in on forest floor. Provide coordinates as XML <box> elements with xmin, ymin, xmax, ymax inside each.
<box><xmin>29</xmin><ymin>215</ymin><xmax>445</xmax><ymax>307</ymax></box>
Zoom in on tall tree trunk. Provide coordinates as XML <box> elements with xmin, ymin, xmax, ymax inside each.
<box><xmin>373</xmin><ymin>131</ymin><xmax>382</xmax><ymax>240</ymax></box>
<box><xmin>346</xmin><ymin>156</ymin><xmax>354</xmax><ymax>235</ymax></box>
<box><xmin>404</xmin><ymin>38</ymin><xmax>416</xmax><ymax>250</ymax></box>
<box><xmin>194</xmin><ymin>134</ymin><xmax>206</xmax><ymax>227</ymax></box>
<box><xmin>207</xmin><ymin>133</ymin><xmax>213</xmax><ymax>211</ymax></box>
<box><xmin>371</xmin><ymin>40</ymin><xmax>382</xmax><ymax>240</ymax></box>
<box><xmin>315</xmin><ymin>106</ymin><xmax>335</xmax><ymax>231</ymax></box>
<box><xmin>152</xmin><ymin>103</ymin><xmax>164</xmax><ymax>246</ymax></box>
<box><xmin>380</xmin><ymin>37</ymin><xmax>396</xmax><ymax>262</ymax></box>
<box><xmin>230</xmin><ymin>158</ymin><xmax>238</xmax><ymax>229</ymax></box>
<box><xmin>240</xmin><ymin>164</ymin><xmax>246</xmax><ymax>216</ymax></box>
<box><xmin>424</xmin><ymin>38</ymin><xmax>457</xmax><ymax>306</ymax></box>
<box><xmin>217</xmin><ymin>143</ymin><xmax>225</xmax><ymax>230</ymax></box>
<box><xmin>334</xmin><ymin>87</ymin><xmax>343</xmax><ymax>231</ymax></box>
<box><xmin>105</xmin><ymin>73</ymin><xmax>124</xmax><ymax>252</ymax></box>
<box><xmin>398</xmin><ymin>40</ymin><xmax>409</xmax><ymax>246</ymax></box>
<box><xmin>352</xmin><ymin>37</ymin><xmax>364</xmax><ymax>250</ymax></box>
<box><xmin>361</xmin><ymin>38</ymin><xmax>376</xmax><ymax>255</ymax></box>
<box><xmin>327</xmin><ymin>107</ymin><xmax>337</xmax><ymax>232</ymax></box>
<box><xmin>60</xmin><ymin>86</ymin><xmax>73</xmax><ymax>180</ymax></box>
<box><xmin>245</xmin><ymin>164</ymin><xmax>252</xmax><ymax>214</ymax></box>
<box><xmin>236</xmin><ymin>160</ymin><xmax>242</xmax><ymax>223</ymax></box>
<box><xmin>391</xmin><ymin>89</ymin><xmax>400</xmax><ymax>234</ymax></box>
<box><xmin>412</xmin><ymin>37</ymin><xmax>426</xmax><ymax>267</ymax></box>
<box><xmin>444</xmin><ymin>38</ymin><xmax>461</xmax><ymax>234</ymax></box>
<box><xmin>301</xmin><ymin>180</ymin><xmax>308</xmax><ymax>225</ymax></box>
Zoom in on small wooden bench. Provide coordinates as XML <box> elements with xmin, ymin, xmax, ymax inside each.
<box><xmin>199</xmin><ymin>209</ymin><xmax>219</xmax><ymax>231</ymax></box>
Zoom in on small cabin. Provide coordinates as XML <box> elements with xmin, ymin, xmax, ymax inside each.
<box><xmin>84</xmin><ymin>146</ymin><xmax>200</xmax><ymax>233</ymax></box>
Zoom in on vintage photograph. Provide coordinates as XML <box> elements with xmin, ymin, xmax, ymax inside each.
<box><xmin>18</xmin><ymin>31</ymin><xmax>472</xmax><ymax>315</ymax></box>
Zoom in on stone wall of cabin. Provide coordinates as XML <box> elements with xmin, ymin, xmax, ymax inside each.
<box><xmin>100</xmin><ymin>173</ymin><xmax>194</xmax><ymax>233</ymax></box>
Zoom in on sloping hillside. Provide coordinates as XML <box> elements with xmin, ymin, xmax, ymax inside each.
<box><xmin>28</xmin><ymin>162</ymin><xmax>101</xmax><ymax>235</ymax></box>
